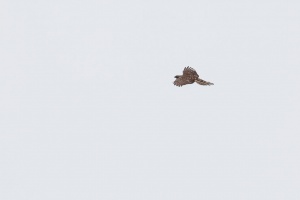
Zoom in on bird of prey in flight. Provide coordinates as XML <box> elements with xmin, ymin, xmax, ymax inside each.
<box><xmin>173</xmin><ymin>66</ymin><xmax>214</xmax><ymax>87</ymax></box>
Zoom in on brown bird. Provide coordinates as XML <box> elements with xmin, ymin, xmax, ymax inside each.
<box><xmin>173</xmin><ymin>66</ymin><xmax>214</xmax><ymax>87</ymax></box>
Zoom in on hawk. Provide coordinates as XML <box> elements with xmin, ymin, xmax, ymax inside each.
<box><xmin>173</xmin><ymin>66</ymin><xmax>214</xmax><ymax>87</ymax></box>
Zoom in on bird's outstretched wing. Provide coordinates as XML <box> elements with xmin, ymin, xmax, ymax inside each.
<box><xmin>183</xmin><ymin>66</ymin><xmax>199</xmax><ymax>79</ymax></box>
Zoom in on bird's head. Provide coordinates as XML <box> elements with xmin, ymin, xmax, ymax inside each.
<box><xmin>174</xmin><ymin>75</ymin><xmax>180</xmax><ymax>78</ymax></box>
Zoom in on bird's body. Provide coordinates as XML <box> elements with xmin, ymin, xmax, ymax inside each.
<box><xmin>173</xmin><ymin>66</ymin><xmax>214</xmax><ymax>87</ymax></box>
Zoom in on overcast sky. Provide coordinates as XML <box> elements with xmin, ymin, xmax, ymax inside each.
<box><xmin>1</xmin><ymin>0</ymin><xmax>300</xmax><ymax>200</ymax></box>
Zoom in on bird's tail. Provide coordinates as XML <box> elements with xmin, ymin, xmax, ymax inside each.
<box><xmin>195</xmin><ymin>78</ymin><xmax>214</xmax><ymax>86</ymax></box>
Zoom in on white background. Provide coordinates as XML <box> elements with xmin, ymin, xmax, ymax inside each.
<box><xmin>1</xmin><ymin>0</ymin><xmax>300</xmax><ymax>199</ymax></box>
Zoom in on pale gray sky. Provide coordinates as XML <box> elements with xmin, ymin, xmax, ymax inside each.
<box><xmin>1</xmin><ymin>0</ymin><xmax>300</xmax><ymax>199</ymax></box>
